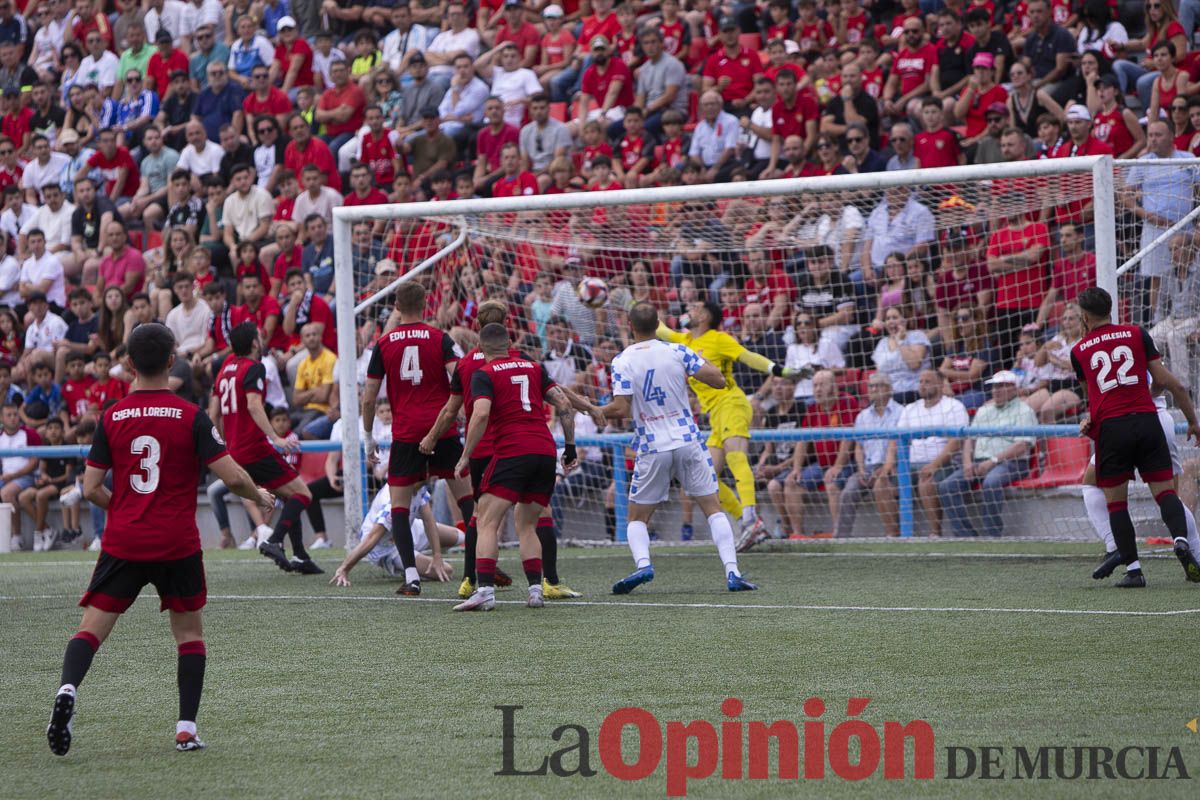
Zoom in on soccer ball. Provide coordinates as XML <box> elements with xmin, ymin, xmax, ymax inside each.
<box><xmin>577</xmin><ymin>277</ymin><xmax>609</xmax><ymax>308</ymax></box>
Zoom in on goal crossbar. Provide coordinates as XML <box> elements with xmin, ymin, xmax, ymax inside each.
<box><xmin>332</xmin><ymin>156</ymin><xmax>1118</xmax><ymax>538</ymax></box>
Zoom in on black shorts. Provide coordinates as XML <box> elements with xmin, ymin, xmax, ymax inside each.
<box><xmin>242</xmin><ymin>451</ymin><xmax>300</xmax><ymax>491</ymax></box>
<box><xmin>389</xmin><ymin>437</ymin><xmax>463</xmax><ymax>487</ymax></box>
<box><xmin>481</xmin><ymin>454</ymin><xmax>557</xmax><ymax>507</ymax></box>
<box><xmin>1096</xmin><ymin>412</ymin><xmax>1175</xmax><ymax>488</ymax></box>
<box><xmin>80</xmin><ymin>550</ymin><xmax>206</xmax><ymax>613</ymax></box>
<box><xmin>1045</xmin><ymin>377</ymin><xmax>1081</xmax><ymax>395</ymax></box>
<box><xmin>469</xmin><ymin>455</ymin><xmax>493</xmax><ymax>499</ymax></box>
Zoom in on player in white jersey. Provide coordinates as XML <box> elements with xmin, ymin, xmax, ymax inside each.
<box><xmin>330</xmin><ymin>486</ymin><xmax>466</xmax><ymax>586</ymax></box>
<box><xmin>601</xmin><ymin>302</ymin><xmax>757</xmax><ymax>593</ymax></box>
<box><xmin>1081</xmin><ymin>382</ymin><xmax>1200</xmax><ymax>582</ymax></box>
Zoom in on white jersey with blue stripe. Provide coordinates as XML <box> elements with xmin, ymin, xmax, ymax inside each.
<box><xmin>611</xmin><ymin>339</ymin><xmax>706</xmax><ymax>454</ymax></box>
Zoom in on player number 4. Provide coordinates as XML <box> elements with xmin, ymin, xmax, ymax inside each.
<box><xmin>1091</xmin><ymin>345</ymin><xmax>1138</xmax><ymax>394</ymax></box>
<box><xmin>643</xmin><ymin>369</ymin><xmax>667</xmax><ymax>406</ymax></box>
<box><xmin>400</xmin><ymin>345</ymin><xmax>424</xmax><ymax>385</ymax></box>
<box><xmin>130</xmin><ymin>435</ymin><xmax>161</xmax><ymax>494</ymax></box>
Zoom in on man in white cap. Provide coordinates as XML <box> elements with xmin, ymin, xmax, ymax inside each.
<box><xmin>936</xmin><ymin>370</ymin><xmax>1036</xmax><ymax>537</ymax></box>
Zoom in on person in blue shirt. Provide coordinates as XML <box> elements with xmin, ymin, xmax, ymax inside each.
<box><xmin>114</xmin><ymin>70</ymin><xmax>160</xmax><ymax>151</ymax></box>
<box><xmin>21</xmin><ymin>361</ymin><xmax>66</xmax><ymax>428</ymax></box>
<box><xmin>300</xmin><ymin>213</ymin><xmax>334</xmax><ymax>299</ymax></box>
<box><xmin>192</xmin><ymin>61</ymin><xmax>244</xmax><ymax>142</ymax></box>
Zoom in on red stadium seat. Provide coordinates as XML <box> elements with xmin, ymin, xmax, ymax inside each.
<box><xmin>738</xmin><ymin>33</ymin><xmax>762</xmax><ymax>52</ymax></box>
<box><xmin>127</xmin><ymin>230</ymin><xmax>143</xmax><ymax>252</ymax></box>
<box><xmin>838</xmin><ymin>367</ymin><xmax>861</xmax><ymax>399</ymax></box>
<box><xmin>549</xmin><ymin>102</ymin><xmax>568</xmax><ymax>122</ymax></box>
<box><xmin>145</xmin><ymin>230</ymin><xmax>163</xmax><ymax>252</ymax></box>
<box><xmin>857</xmin><ymin>369</ymin><xmax>876</xmax><ymax>401</ymax></box>
<box><xmin>1011</xmin><ymin>437</ymin><xmax>1090</xmax><ymax>489</ymax></box>
<box><xmin>298</xmin><ymin>452</ymin><xmax>327</xmax><ymax>485</ymax></box>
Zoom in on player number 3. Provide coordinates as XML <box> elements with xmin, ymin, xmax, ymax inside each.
<box><xmin>1090</xmin><ymin>345</ymin><xmax>1138</xmax><ymax>394</ymax></box>
<box><xmin>130</xmin><ymin>435</ymin><xmax>161</xmax><ymax>494</ymax></box>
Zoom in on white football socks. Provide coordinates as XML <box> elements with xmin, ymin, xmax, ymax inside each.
<box><xmin>740</xmin><ymin>506</ymin><xmax>757</xmax><ymax>527</ymax></box>
<box><xmin>176</xmin><ymin>720</ymin><xmax>197</xmax><ymax>737</ymax></box>
<box><xmin>404</xmin><ymin>567</ymin><xmax>420</xmax><ymax>584</ymax></box>
<box><xmin>709</xmin><ymin>512</ymin><xmax>740</xmax><ymax>577</ymax></box>
<box><xmin>1183</xmin><ymin>503</ymin><xmax>1200</xmax><ymax>555</ymax></box>
<box><xmin>1082</xmin><ymin>485</ymin><xmax>1115</xmax><ymax>552</ymax></box>
<box><xmin>627</xmin><ymin>521</ymin><xmax>651</xmax><ymax>569</ymax></box>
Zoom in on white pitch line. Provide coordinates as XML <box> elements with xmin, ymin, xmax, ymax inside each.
<box><xmin>0</xmin><ymin>550</ymin><xmax>1176</xmax><ymax>569</ymax></box>
<box><xmin>1</xmin><ymin>592</ymin><xmax>1197</xmax><ymax>617</ymax></box>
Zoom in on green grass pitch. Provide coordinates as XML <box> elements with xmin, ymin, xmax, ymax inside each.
<box><xmin>2</xmin><ymin>540</ymin><xmax>1199</xmax><ymax>799</ymax></box>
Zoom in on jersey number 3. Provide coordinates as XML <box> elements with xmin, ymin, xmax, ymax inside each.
<box><xmin>130</xmin><ymin>435</ymin><xmax>161</xmax><ymax>494</ymax></box>
<box><xmin>1091</xmin><ymin>345</ymin><xmax>1138</xmax><ymax>394</ymax></box>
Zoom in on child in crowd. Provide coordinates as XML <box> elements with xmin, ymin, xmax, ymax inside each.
<box><xmin>18</xmin><ymin>417</ymin><xmax>73</xmax><ymax>552</ymax></box>
<box><xmin>22</xmin><ymin>362</ymin><xmax>65</xmax><ymax>428</ymax></box>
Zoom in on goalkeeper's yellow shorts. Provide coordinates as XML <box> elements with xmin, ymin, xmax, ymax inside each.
<box><xmin>706</xmin><ymin>395</ymin><xmax>753</xmax><ymax>450</ymax></box>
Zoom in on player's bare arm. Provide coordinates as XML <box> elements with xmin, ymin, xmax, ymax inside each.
<box><xmin>558</xmin><ymin>384</ymin><xmax>606</xmax><ymax>428</ymax></box>
<box><xmin>420</xmin><ymin>501</ymin><xmax>451</xmax><ymax>581</ymax></box>
<box><xmin>82</xmin><ymin>465</ymin><xmax>112</xmax><ymax>510</ymax></box>
<box><xmin>454</xmin><ymin>397</ymin><xmax>492</xmax><ymax>475</ymax></box>
<box><xmin>360</xmin><ymin>376</ymin><xmax>382</xmax><ymax>461</ymax></box>
<box><xmin>692</xmin><ymin>362</ymin><xmax>725</xmax><ymax>389</ymax></box>
<box><xmin>1148</xmin><ymin>360</ymin><xmax>1200</xmax><ymax>443</ymax></box>
<box><xmin>246</xmin><ymin>391</ymin><xmax>298</xmax><ymax>453</ymax></box>
<box><xmin>331</xmin><ymin>523</ymin><xmax>391</xmax><ymax>587</ymax></box>
<box><xmin>548</xmin><ymin>386</ymin><xmax>577</xmax><ymax>472</ymax></box>
<box><xmin>419</xmin><ymin>394</ymin><xmax>464</xmax><ymax>454</ymax></box>
<box><xmin>208</xmin><ymin>455</ymin><xmax>275</xmax><ymax>515</ymax></box>
<box><xmin>601</xmin><ymin>393</ymin><xmax>632</xmax><ymax>420</ymax></box>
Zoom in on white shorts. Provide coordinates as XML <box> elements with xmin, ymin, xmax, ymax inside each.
<box><xmin>1139</xmin><ymin>225</ymin><xmax>1174</xmax><ymax>279</ymax></box>
<box><xmin>365</xmin><ymin>519</ymin><xmax>429</xmax><ymax>567</ymax></box>
<box><xmin>629</xmin><ymin>444</ymin><xmax>718</xmax><ymax>505</ymax></box>
<box><xmin>1087</xmin><ymin>408</ymin><xmax>1181</xmax><ymax>476</ymax></box>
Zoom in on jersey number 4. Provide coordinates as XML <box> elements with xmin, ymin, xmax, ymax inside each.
<box><xmin>130</xmin><ymin>435</ymin><xmax>161</xmax><ymax>494</ymax></box>
<box><xmin>1091</xmin><ymin>346</ymin><xmax>1138</xmax><ymax>394</ymax></box>
<box><xmin>643</xmin><ymin>369</ymin><xmax>667</xmax><ymax>406</ymax></box>
<box><xmin>400</xmin><ymin>345</ymin><xmax>424</xmax><ymax>385</ymax></box>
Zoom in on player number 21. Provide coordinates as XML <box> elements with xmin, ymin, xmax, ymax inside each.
<box><xmin>130</xmin><ymin>435</ymin><xmax>161</xmax><ymax>494</ymax></box>
<box><xmin>217</xmin><ymin>376</ymin><xmax>237</xmax><ymax>414</ymax></box>
<box><xmin>1091</xmin><ymin>345</ymin><xmax>1138</xmax><ymax>394</ymax></box>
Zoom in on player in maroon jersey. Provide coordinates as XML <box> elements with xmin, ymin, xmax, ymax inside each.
<box><xmin>1070</xmin><ymin>288</ymin><xmax>1200</xmax><ymax>587</ymax></box>
<box><xmin>420</xmin><ymin>300</ymin><xmax>602</xmax><ymax>600</ymax></box>
<box><xmin>215</xmin><ymin>322</ymin><xmax>324</xmax><ymax>575</ymax></box>
<box><xmin>47</xmin><ymin>324</ymin><xmax>274</xmax><ymax>756</ymax></box>
<box><xmin>361</xmin><ymin>281</ymin><xmax>473</xmax><ymax>597</ymax></box>
<box><xmin>452</xmin><ymin>323</ymin><xmax>578</xmax><ymax>611</ymax></box>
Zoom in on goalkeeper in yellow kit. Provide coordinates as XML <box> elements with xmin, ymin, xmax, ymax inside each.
<box><xmin>659</xmin><ymin>300</ymin><xmax>797</xmax><ymax>549</ymax></box>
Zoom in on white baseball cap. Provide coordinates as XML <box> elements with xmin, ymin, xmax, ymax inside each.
<box><xmin>985</xmin><ymin>370</ymin><xmax>1020</xmax><ymax>385</ymax></box>
<box><xmin>543</xmin><ymin>4</ymin><xmax>564</xmax><ymax>17</ymax></box>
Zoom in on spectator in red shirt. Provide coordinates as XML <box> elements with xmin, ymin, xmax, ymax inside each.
<box><xmin>986</xmin><ymin>208</ymin><xmax>1050</xmax><ymax>361</ymax></box>
<box><xmin>572</xmin><ymin>35</ymin><xmax>633</xmax><ymax>139</ymax></box>
<box><xmin>473</xmin><ymin>96</ymin><xmax>520</xmax><ymax>193</ymax></box>
<box><xmin>315</xmin><ymin>59</ymin><xmax>366</xmax><ymax>155</ymax></box>
<box><xmin>742</xmin><ymin>249</ymin><xmax>796</xmax><ymax>331</ymax></box>
<box><xmin>70</xmin><ymin>0</ymin><xmax>114</xmax><ymax>53</ymax></box>
<box><xmin>771</xmin><ymin>67</ymin><xmax>819</xmax><ymax>157</ymax></box>
<box><xmin>701</xmin><ymin>20</ymin><xmax>761</xmax><ymax>113</ymax></box>
<box><xmin>238</xmin><ymin>271</ymin><xmax>287</xmax><ymax>353</ymax></box>
<box><xmin>344</xmin><ymin>162</ymin><xmax>390</xmax><ymax>207</ymax></box>
<box><xmin>954</xmin><ymin>52</ymin><xmax>1008</xmax><ymax>145</ymax></box>
<box><xmin>783</xmin><ymin>369</ymin><xmax>858</xmax><ymax>536</ymax></box>
<box><xmin>243</xmin><ymin>67</ymin><xmax>292</xmax><ymax>144</ymax></box>
<box><xmin>494</xmin><ymin>0</ymin><xmax>541</xmax><ymax>68</ymax></box>
<box><xmin>491</xmin><ymin>142</ymin><xmax>539</xmax><ymax>198</ymax></box>
<box><xmin>273</xmin><ymin>16</ymin><xmax>315</xmax><ymax>94</ymax></box>
<box><xmin>283</xmin><ymin>111</ymin><xmax>341</xmax><ymax>192</ymax></box>
<box><xmin>146</xmin><ymin>29</ymin><xmax>188</xmax><ymax>98</ymax></box>
<box><xmin>86</xmin><ymin>128</ymin><xmax>139</xmax><ymax>202</ymax></box>
<box><xmin>1038</xmin><ymin>221</ymin><xmax>1095</xmax><ymax>317</ymax></box>
<box><xmin>883</xmin><ymin>19</ymin><xmax>937</xmax><ymax>120</ymax></box>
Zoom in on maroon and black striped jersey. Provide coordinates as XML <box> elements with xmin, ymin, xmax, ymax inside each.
<box><xmin>86</xmin><ymin>389</ymin><xmax>226</xmax><ymax>561</ymax></box>
<box><xmin>367</xmin><ymin>322</ymin><xmax>460</xmax><ymax>443</ymax></box>
<box><xmin>1071</xmin><ymin>323</ymin><xmax>1160</xmax><ymax>432</ymax></box>
<box><xmin>215</xmin><ymin>355</ymin><xmax>275</xmax><ymax>462</ymax></box>
<box><xmin>470</xmin><ymin>356</ymin><xmax>557</xmax><ymax>458</ymax></box>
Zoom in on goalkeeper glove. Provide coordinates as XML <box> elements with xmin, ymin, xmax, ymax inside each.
<box><xmin>563</xmin><ymin>444</ymin><xmax>577</xmax><ymax>463</ymax></box>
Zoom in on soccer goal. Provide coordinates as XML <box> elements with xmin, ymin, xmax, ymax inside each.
<box><xmin>332</xmin><ymin>155</ymin><xmax>1198</xmax><ymax>545</ymax></box>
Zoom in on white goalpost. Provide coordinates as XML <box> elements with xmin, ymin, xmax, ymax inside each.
<box><xmin>332</xmin><ymin>156</ymin><xmax>1124</xmax><ymax>544</ymax></box>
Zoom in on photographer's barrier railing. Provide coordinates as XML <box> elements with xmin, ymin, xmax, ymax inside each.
<box><xmin>15</xmin><ymin>425</ymin><xmax>1153</xmax><ymax>542</ymax></box>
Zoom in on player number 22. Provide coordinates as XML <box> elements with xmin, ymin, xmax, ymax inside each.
<box><xmin>1091</xmin><ymin>345</ymin><xmax>1138</xmax><ymax>394</ymax></box>
<box><xmin>130</xmin><ymin>435</ymin><xmax>161</xmax><ymax>494</ymax></box>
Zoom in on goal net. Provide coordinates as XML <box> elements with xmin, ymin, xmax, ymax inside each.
<box><xmin>333</xmin><ymin>157</ymin><xmax>1199</xmax><ymax>546</ymax></box>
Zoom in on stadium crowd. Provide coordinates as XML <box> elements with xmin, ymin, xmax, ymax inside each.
<box><xmin>1</xmin><ymin>0</ymin><xmax>1200</xmax><ymax>547</ymax></box>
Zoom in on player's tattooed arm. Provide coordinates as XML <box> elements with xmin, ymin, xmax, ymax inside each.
<box><xmin>558</xmin><ymin>384</ymin><xmax>605</xmax><ymax>427</ymax></box>
<box><xmin>420</xmin><ymin>394</ymin><xmax>464</xmax><ymax>454</ymax></box>
<box><xmin>548</xmin><ymin>386</ymin><xmax>578</xmax><ymax>470</ymax></box>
